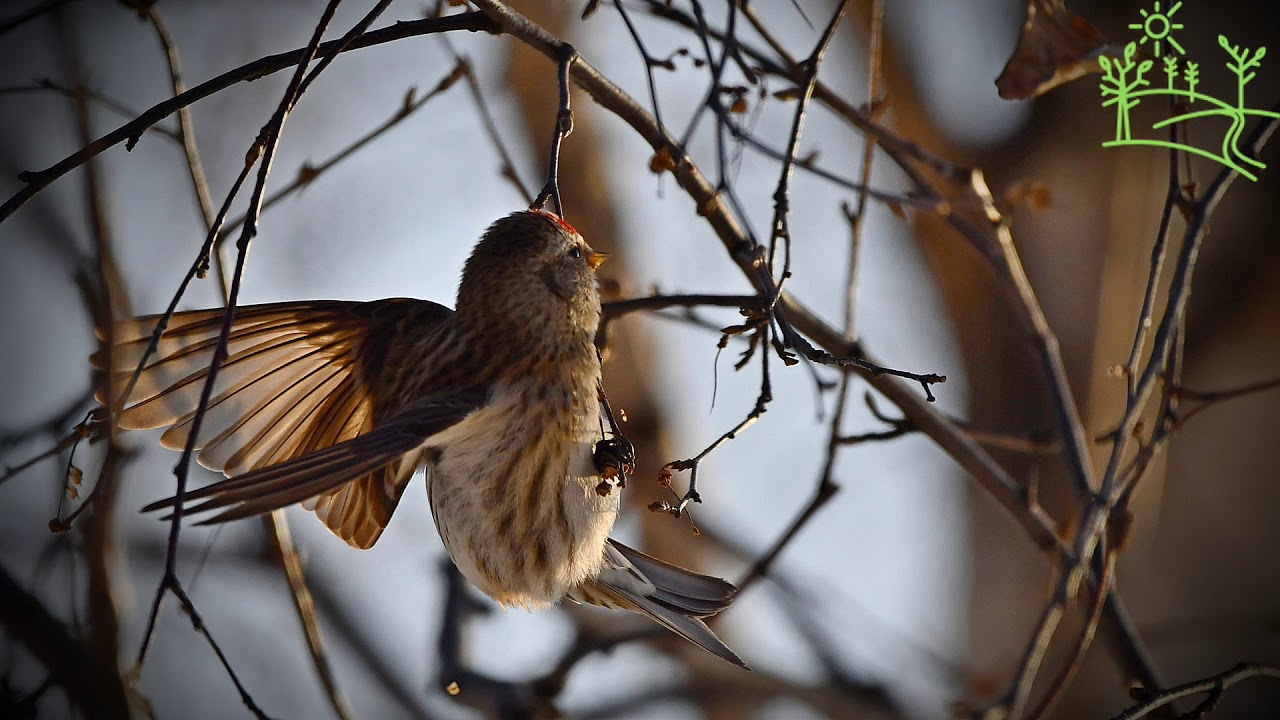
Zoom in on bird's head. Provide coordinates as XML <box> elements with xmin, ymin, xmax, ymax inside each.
<box><xmin>457</xmin><ymin>210</ymin><xmax>606</xmax><ymax>347</ymax></box>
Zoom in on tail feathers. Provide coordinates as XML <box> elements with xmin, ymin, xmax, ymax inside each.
<box><xmin>573</xmin><ymin>539</ymin><xmax>747</xmax><ymax>669</ymax></box>
<box><xmin>607</xmin><ymin>539</ymin><xmax>735</xmax><ymax>613</ymax></box>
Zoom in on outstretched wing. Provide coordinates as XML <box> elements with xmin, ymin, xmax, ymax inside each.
<box><xmin>141</xmin><ymin>389</ymin><xmax>488</xmax><ymax>548</ymax></box>
<box><xmin>95</xmin><ymin>298</ymin><xmax>455</xmax><ymax>548</ymax></box>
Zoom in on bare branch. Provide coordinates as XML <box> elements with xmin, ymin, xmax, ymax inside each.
<box><xmin>1113</xmin><ymin>663</ymin><xmax>1280</xmax><ymax>720</ymax></box>
<box><xmin>263</xmin><ymin>512</ymin><xmax>355</xmax><ymax>720</ymax></box>
<box><xmin>0</xmin><ymin>0</ymin><xmax>79</xmax><ymax>37</ymax></box>
<box><xmin>0</xmin><ymin>11</ymin><xmax>498</xmax><ymax>224</ymax></box>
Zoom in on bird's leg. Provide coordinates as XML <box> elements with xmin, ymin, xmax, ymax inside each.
<box><xmin>593</xmin><ymin>374</ymin><xmax>633</xmax><ymax>496</ymax></box>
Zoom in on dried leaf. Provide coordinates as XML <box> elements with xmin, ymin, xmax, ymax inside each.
<box><xmin>729</xmin><ymin>97</ymin><xmax>748</xmax><ymax>114</ymax></box>
<box><xmin>772</xmin><ymin>87</ymin><xmax>801</xmax><ymax>101</ymax></box>
<box><xmin>1003</xmin><ymin>181</ymin><xmax>1052</xmax><ymax>211</ymax></box>
<box><xmin>580</xmin><ymin>0</ymin><xmax>601</xmax><ymax>20</ymax></box>
<box><xmin>445</xmin><ymin>681</ymin><xmax>460</xmax><ymax>696</ymax></box>
<box><xmin>995</xmin><ymin>0</ymin><xmax>1116</xmax><ymax>100</ymax></box>
<box><xmin>1027</xmin><ymin>183</ymin><xmax>1051</xmax><ymax>211</ymax></box>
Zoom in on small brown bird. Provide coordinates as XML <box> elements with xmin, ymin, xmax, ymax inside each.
<box><xmin>95</xmin><ymin>210</ymin><xmax>744</xmax><ymax>667</ymax></box>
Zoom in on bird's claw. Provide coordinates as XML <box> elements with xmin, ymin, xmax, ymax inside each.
<box><xmin>593</xmin><ymin>436</ymin><xmax>635</xmax><ymax>491</ymax></box>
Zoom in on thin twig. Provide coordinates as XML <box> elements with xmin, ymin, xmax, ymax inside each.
<box><xmin>1172</xmin><ymin>375</ymin><xmax>1280</xmax><ymax>426</ymax></box>
<box><xmin>1027</xmin><ymin>549</ymin><xmax>1118</xmax><ymax>719</ymax></box>
<box><xmin>736</xmin><ymin>475</ymin><xmax>839</xmax><ymax>593</ymax></box>
<box><xmin>1122</xmin><ymin>95</ymin><xmax>1187</xmax><ymax>400</ymax></box>
<box><xmin>263</xmin><ymin>512</ymin><xmax>355</xmax><ymax>720</ymax></box>
<box><xmin>653</xmin><ymin>374</ymin><xmax>768</xmax><ymax>523</ymax></box>
<box><xmin>0</xmin><ymin>0</ymin><xmax>79</xmax><ymax>37</ymax></box>
<box><xmin>440</xmin><ymin>36</ymin><xmax>533</xmax><ymax>202</ymax></box>
<box><xmin>0</xmin><ymin>11</ymin><xmax>497</xmax><ymax>224</ymax></box>
<box><xmin>138</xmin><ymin>4</ymin><xmax>228</xmax><ymax>300</ymax></box>
<box><xmin>215</xmin><ymin>61</ymin><xmax>467</xmax><ymax>250</ymax></box>
<box><xmin>1112</xmin><ymin>663</ymin><xmax>1280</xmax><ymax>720</ymax></box>
<box><xmin>967</xmin><ymin>172</ymin><xmax>1096</xmax><ymax>498</ymax></box>
<box><xmin>0</xmin><ymin>558</ymin><xmax>116</xmax><ymax>713</ymax></box>
<box><xmin>305</xmin><ymin>575</ymin><xmax>434</xmax><ymax>718</ymax></box>
<box><xmin>603</xmin><ymin>292</ymin><xmax>763</xmax><ymax>318</ymax></box>
<box><xmin>651</xmin><ymin>0</ymin><xmax>957</xmax><ymax>179</ymax></box>
<box><xmin>844</xmin><ymin>0</ymin><xmax>884</xmax><ymax>335</ymax></box>
<box><xmin>530</xmin><ymin>43</ymin><xmax>577</xmax><ymax>216</ymax></box>
<box><xmin>766</xmin><ymin>0</ymin><xmax>849</xmax><ymax>289</ymax></box>
<box><xmin>167</xmin><ymin>582</ymin><xmax>272</xmax><ymax>717</ymax></box>
<box><xmin>612</xmin><ymin>0</ymin><xmax>667</xmax><ymax>141</ymax></box>
<box><xmin>55</xmin><ymin>14</ymin><xmax>131</xmax><ymax>715</ymax></box>
<box><xmin>0</xmin><ymin>79</ymin><xmax>181</xmax><ymax>141</ymax></box>
<box><xmin>778</xmin><ymin>327</ymin><xmax>945</xmax><ymax>401</ymax></box>
<box><xmin>0</xmin><ymin>394</ymin><xmax>95</xmax><ymax>481</ymax></box>
<box><xmin>740</xmin><ymin>0</ymin><xmax>881</xmax><ymax>597</ymax></box>
<box><xmin>434</xmin><ymin>558</ymin><xmax>659</xmax><ymax>716</ymax></box>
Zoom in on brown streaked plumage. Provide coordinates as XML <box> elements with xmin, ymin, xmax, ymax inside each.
<box><xmin>96</xmin><ymin>210</ymin><xmax>745</xmax><ymax>667</ymax></box>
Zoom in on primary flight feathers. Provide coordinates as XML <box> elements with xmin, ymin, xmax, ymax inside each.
<box><xmin>94</xmin><ymin>299</ymin><xmax>458</xmax><ymax>548</ymax></box>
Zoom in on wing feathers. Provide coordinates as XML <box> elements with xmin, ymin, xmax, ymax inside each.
<box><xmin>141</xmin><ymin>389</ymin><xmax>487</xmax><ymax>545</ymax></box>
<box><xmin>201</xmin><ymin>364</ymin><xmax>349</xmax><ymax>473</ymax></box>
<box><xmin>123</xmin><ymin>334</ymin><xmax>344</xmax><ymax>432</ymax></box>
<box><xmin>102</xmin><ymin>299</ymin><xmax>457</xmax><ymax>548</ymax></box>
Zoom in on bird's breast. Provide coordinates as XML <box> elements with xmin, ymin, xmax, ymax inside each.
<box><xmin>424</xmin><ymin>370</ymin><xmax>617</xmax><ymax>608</ymax></box>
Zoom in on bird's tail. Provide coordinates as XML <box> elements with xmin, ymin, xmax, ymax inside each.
<box><xmin>569</xmin><ymin>539</ymin><xmax>747</xmax><ymax>669</ymax></box>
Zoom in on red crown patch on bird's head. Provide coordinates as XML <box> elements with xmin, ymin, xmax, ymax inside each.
<box><xmin>533</xmin><ymin>210</ymin><xmax>578</xmax><ymax>237</ymax></box>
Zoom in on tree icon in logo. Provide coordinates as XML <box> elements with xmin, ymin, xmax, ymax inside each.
<box><xmin>1101</xmin><ymin>1</ymin><xmax>1278</xmax><ymax>180</ymax></box>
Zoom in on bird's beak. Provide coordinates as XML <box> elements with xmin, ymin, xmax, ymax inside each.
<box><xmin>586</xmin><ymin>250</ymin><xmax>608</xmax><ymax>271</ymax></box>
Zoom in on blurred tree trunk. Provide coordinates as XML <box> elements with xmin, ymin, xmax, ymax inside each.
<box><xmin>869</xmin><ymin>0</ymin><xmax>1280</xmax><ymax>715</ymax></box>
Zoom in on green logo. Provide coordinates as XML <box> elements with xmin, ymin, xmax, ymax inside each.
<box><xmin>1100</xmin><ymin>1</ymin><xmax>1278</xmax><ymax>180</ymax></box>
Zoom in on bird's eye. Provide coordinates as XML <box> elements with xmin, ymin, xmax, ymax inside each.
<box><xmin>568</xmin><ymin>246</ymin><xmax>582</xmax><ymax>259</ymax></box>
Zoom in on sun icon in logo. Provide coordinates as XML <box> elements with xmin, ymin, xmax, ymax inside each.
<box><xmin>1130</xmin><ymin>1</ymin><xmax>1186</xmax><ymax>56</ymax></box>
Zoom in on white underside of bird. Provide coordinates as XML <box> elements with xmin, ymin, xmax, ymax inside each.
<box><xmin>424</xmin><ymin>373</ymin><xmax>618</xmax><ymax>609</ymax></box>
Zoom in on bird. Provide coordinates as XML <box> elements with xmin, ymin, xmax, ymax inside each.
<box><xmin>93</xmin><ymin>210</ymin><xmax>745</xmax><ymax>667</ymax></box>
